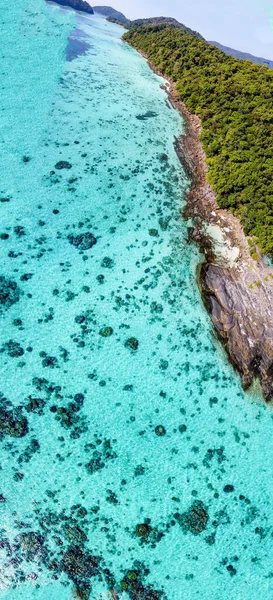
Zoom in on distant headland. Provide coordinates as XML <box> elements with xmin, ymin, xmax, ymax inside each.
<box><xmin>48</xmin><ymin>0</ymin><xmax>94</xmax><ymax>13</ymax></box>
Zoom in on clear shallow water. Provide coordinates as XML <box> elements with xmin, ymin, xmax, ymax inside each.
<box><xmin>1</xmin><ymin>3</ymin><xmax>273</xmax><ymax>599</ymax></box>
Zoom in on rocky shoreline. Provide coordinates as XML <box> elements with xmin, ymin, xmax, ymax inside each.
<box><xmin>125</xmin><ymin>42</ymin><xmax>273</xmax><ymax>402</ymax></box>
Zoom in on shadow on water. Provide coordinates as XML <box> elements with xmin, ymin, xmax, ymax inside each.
<box><xmin>66</xmin><ymin>26</ymin><xmax>91</xmax><ymax>61</ymax></box>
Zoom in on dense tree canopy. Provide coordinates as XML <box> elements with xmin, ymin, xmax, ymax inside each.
<box><xmin>124</xmin><ymin>25</ymin><xmax>273</xmax><ymax>255</ymax></box>
<box><xmin>109</xmin><ymin>16</ymin><xmax>203</xmax><ymax>39</ymax></box>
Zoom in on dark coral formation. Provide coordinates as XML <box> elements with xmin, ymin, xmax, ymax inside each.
<box><xmin>99</xmin><ymin>326</ymin><xmax>113</xmax><ymax>337</ymax></box>
<box><xmin>155</xmin><ymin>425</ymin><xmax>166</xmax><ymax>436</ymax></box>
<box><xmin>18</xmin><ymin>532</ymin><xmax>45</xmax><ymax>560</ymax></box>
<box><xmin>0</xmin><ymin>276</ymin><xmax>21</xmax><ymax>312</ymax></box>
<box><xmin>85</xmin><ymin>439</ymin><xmax>117</xmax><ymax>474</ymax></box>
<box><xmin>55</xmin><ymin>160</ymin><xmax>72</xmax><ymax>169</ymax></box>
<box><xmin>101</xmin><ymin>256</ymin><xmax>114</xmax><ymax>268</ymax></box>
<box><xmin>50</xmin><ymin>393</ymin><xmax>87</xmax><ymax>438</ymax></box>
<box><xmin>134</xmin><ymin>522</ymin><xmax>164</xmax><ymax>548</ymax></box>
<box><xmin>174</xmin><ymin>500</ymin><xmax>209</xmax><ymax>535</ymax></box>
<box><xmin>0</xmin><ymin>396</ymin><xmax>28</xmax><ymax>438</ymax></box>
<box><xmin>62</xmin><ymin>545</ymin><xmax>100</xmax><ymax>593</ymax></box>
<box><xmin>125</xmin><ymin>338</ymin><xmax>139</xmax><ymax>351</ymax></box>
<box><xmin>18</xmin><ymin>438</ymin><xmax>40</xmax><ymax>463</ymax></box>
<box><xmin>135</xmin><ymin>523</ymin><xmax>151</xmax><ymax>538</ymax></box>
<box><xmin>0</xmin><ymin>339</ymin><xmax>24</xmax><ymax>357</ymax></box>
<box><xmin>68</xmin><ymin>232</ymin><xmax>97</xmax><ymax>251</ymax></box>
<box><xmin>120</xmin><ymin>566</ymin><xmax>166</xmax><ymax>599</ymax></box>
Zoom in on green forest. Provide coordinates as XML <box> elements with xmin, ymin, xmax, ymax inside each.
<box><xmin>124</xmin><ymin>25</ymin><xmax>273</xmax><ymax>255</ymax></box>
<box><xmin>109</xmin><ymin>15</ymin><xmax>203</xmax><ymax>39</ymax></box>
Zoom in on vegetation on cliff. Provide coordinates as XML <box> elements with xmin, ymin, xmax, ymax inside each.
<box><xmin>124</xmin><ymin>25</ymin><xmax>273</xmax><ymax>255</ymax></box>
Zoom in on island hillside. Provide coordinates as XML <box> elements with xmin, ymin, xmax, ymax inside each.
<box><xmin>124</xmin><ymin>24</ymin><xmax>273</xmax><ymax>255</ymax></box>
<box><xmin>93</xmin><ymin>5</ymin><xmax>127</xmax><ymax>22</ymax></box>
<box><xmin>108</xmin><ymin>14</ymin><xmax>203</xmax><ymax>38</ymax></box>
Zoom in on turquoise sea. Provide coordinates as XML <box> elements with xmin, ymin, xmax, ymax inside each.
<box><xmin>1</xmin><ymin>2</ymin><xmax>273</xmax><ymax>599</ymax></box>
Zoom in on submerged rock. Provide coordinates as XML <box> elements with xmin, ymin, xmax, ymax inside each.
<box><xmin>68</xmin><ymin>232</ymin><xmax>97</xmax><ymax>251</ymax></box>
